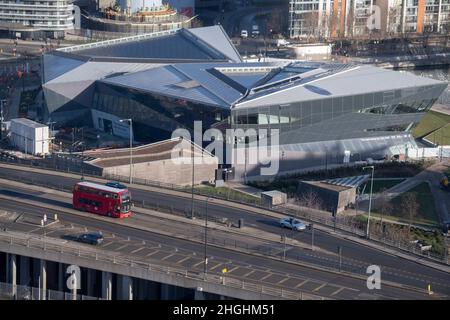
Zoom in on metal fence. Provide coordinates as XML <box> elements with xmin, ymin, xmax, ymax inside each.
<box><xmin>0</xmin><ymin>157</ymin><xmax>447</xmax><ymax>265</ymax></box>
<box><xmin>0</xmin><ymin>281</ymin><xmax>101</xmax><ymax>300</ymax></box>
<box><xmin>0</xmin><ymin>231</ymin><xmax>326</xmax><ymax>300</ymax></box>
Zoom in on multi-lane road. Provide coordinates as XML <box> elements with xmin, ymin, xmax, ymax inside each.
<box><xmin>0</xmin><ymin>186</ymin><xmax>442</xmax><ymax>300</ymax></box>
<box><xmin>0</xmin><ymin>164</ymin><xmax>449</xmax><ymax>299</ymax></box>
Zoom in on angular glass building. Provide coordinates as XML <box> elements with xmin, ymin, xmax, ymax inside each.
<box><xmin>42</xmin><ymin>25</ymin><xmax>447</xmax><ymax>179</ymax></box>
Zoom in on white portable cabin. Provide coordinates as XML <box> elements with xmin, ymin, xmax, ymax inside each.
<box><xmin>10</xmin><ymin>118</ymin><xmax>50</xmax><ymax>156</ymax></box>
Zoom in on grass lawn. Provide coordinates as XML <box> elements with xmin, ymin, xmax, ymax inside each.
<box><xmin>389</xmin><ymin>182</ymin><xmax>439</xmax><ymax>226</ymax></box>
<box><xmin>412</xmin><ymin>110</ymin><xmax>450</xmax><ymax>139</ymax></box>
<box><xmin>423</xmin><ymin>123</ymin><xmax>450</xmax><ymax>146</ymax></box>
<box><xmin>360</xmin><ymin>178</ymin><xmax>405</xmax><ymax>194</ymax></box>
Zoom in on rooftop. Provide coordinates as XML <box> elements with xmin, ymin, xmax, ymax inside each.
<box><xmin>86</xmin><ymin>137</ymin><xmax>215</xmax><ymax>168</ymax></box>
<box><xmin>56</xmin><ymin>26</ymin><xmax>241</xmax><ymax>63</ymax></box>
<box><xmin>11</xmin><ymin>118</ymin><xmax>47</xmax><ymax>129</ymax></box>
<box><xmin>77</xmin><ymin>181</ymin><xmax>127</xmax><ymax>193</ymax></box>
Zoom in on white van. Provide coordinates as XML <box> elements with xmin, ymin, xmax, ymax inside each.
<box><xmin>241</xmin><ymin>30</ymin><xmax>248</xmax><ymax>38</ymax></box>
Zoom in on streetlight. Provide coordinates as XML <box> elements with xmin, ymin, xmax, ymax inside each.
<box><xmin>191</xmin><ymin>139</ymin><xmax>195</xmax><ymax>219</ymax></box>
<box><xmin>363</xmin><ymin>165</ymin><xmax>375</xmax><ymax>239</ymax></box>
<box><xmin>203</xmin><ymin>197</ymin><xmax>211</xmax><ymax>280</ymax></box>
<box><xmin>119</xmin><ymin>119</ymin><xmax>133</xmax><ymax>184</ymax></box>
<box><xmin>0</xmin><ymin>99</ymin><xmax>7</xmax><ymax>140</ymax></box>
<box><xmin>80</xmin><ymin>140</ymin><xmax>84</xmax><ymax>181</ymax></box>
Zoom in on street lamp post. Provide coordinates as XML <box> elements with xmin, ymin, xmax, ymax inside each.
<box><xmin>120</xmin><ymin>119</ymin><xmax>133</xmax><ymax>184</ymax></box>
<box><xmin>81</xmin><ymin>142</ymin><xmax>85</xmax><ymax>179</ymax></box>
<box><xmin>0</xmin><ymin>99</ymin><xmax>7</xmax><ymax>140</ymax></box>
<box><xmin>191</xmin><ymin>140</ymin><xmax>195</xmax><ymax>219</ymax></box>
<box><xmin>203</xmin><ymin>197</ymin><xmax>210</xmax><ymax>280</ymax></box>
<box><xmin>363</xmin><ymin>165</ymin><xmax>375</xmax><ymax>239</ymax></box>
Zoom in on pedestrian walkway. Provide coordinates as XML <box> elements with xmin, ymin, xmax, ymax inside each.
<box><xmin>358</xmin><ymin>160</ymin><xmax>450</xmax><ymax>224</ymax></box>
<box><xmin>225</xmin><ymin>181</ymin><xmax>263</xmax><ymax>198</ymax></box>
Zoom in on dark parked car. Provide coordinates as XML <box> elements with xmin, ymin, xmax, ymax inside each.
<box><xmin>105</xmin><ymin>181</ymin><xmax>127</xmax><ymax>189</ymax></box>
<box><xmin>76</xmin><ymin>232</ymin><xmax>104</xmax><ymax>245</ymax></box>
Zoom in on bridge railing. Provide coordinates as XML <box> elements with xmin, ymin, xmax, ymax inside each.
<box><xmin>0</xmin><ymin>281</ymin><xmax>101</xmax><ymax>300</ymax></box>
<box><xmin>0</xmin><ymin>230</ymin><xmax>327</xmax><ymax>300</ymax></box>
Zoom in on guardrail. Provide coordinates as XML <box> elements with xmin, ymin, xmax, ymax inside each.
<box><xmin>0</xmin><ymin>156</ymin><xmax>447</xmax><ymax>265</ymax></box>
<box><xmin>57</xmin><ymin>28</ymin><xmax>179</xmax><ymax>53</ymax></box>
<box><xmin>0</xmin><ymin>282</ymin><xmax>101</xmax><ymax>300</ymax></box>
<box><xmin>0</xmin><ymin>230</ymin><xmax>326</xmax><ymax>300</ymax></box>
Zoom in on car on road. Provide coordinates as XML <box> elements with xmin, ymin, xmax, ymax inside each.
<box><xmin>251</xmin><ymin>30</ymin><xmax>260</xmax><ymax>38</ymax></box>
<box><xmin>240</xmin><ymin>30</ymin><xmax>248</xmax><ymax>38</ymax></box>
<box><xmin>105</xmin><ymin>181</ymin><xmax>127</xmax><ymax>189</ymax></box>
<box><xmin>280</xmin><ymin>217</ymin><xmax>306</xmax><ymax>231</ymax></box>
<box><xmin>276</xmin><ymin>39</ymin><xmax>290</xmax><ymax>47</ymax></box>
<box><xmin>76</xmin><ymin>232</ymin><xmax>104</xmax><ymax>245</ymax></box>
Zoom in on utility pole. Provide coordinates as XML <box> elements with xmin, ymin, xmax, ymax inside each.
<box><xmin>311</xmin><ymin>223</ymin><xmax>314</xmax><ymax>251</ymax></box>
<box><xmin>191</xmin><ymin>140</ymin><xmax>195</xmax><ymax>219</ymax></box>
<box><xmin>363</xmin><ymin>166</ymin><xmax>375</xmax><ymax>239</ymax></box>
<box><xmin>204</xmin><ymin>197</ymin><xmax>210</xmax><ymax>280</ymax></box>
<box><xmin>0</xmin><ymin>99</ymin><xmax>6</xmax><ymax>140</ymax></box>
<box><xmin>119</xmin><ymin>119</ymin><xmax>133</xmax><ymax>184</ymax></box>
<box><xmin>338</xmin><ymin>246</ymin><xmax>342</xmax><ymax>272</ymax></box>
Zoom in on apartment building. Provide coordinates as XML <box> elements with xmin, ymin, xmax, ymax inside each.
<box><xmin>288</xmin><ymin>0</ymin><xmax>450</xmax><ymax>38</ymax></box>
<box><xmin>0</xmin><ymin>0</ymin><xmax>75</xmax><ymax>38</ymax></box>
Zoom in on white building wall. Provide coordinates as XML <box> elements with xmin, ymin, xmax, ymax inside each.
<box><xmin>10</xmin><ymin>119</ymin><xmax>49</xmax><ymax>156</ymax></box>
<box><xmin>91</xmin><ymin>109</ymin><xmax>133</xmax><ymax>141</ymax></box>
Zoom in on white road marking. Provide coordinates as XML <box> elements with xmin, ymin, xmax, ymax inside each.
<box><xmin>313</xmin><ymin>283</ymin><xmax>327</xmax><ymax>292</ymax></box>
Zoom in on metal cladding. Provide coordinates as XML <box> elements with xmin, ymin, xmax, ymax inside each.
<box><xmin>42</xmin><ymin>25</ymin><xmax>447</xmax><ymax>177</ymax></box>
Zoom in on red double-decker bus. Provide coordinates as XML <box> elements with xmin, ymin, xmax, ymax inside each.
<box><xmin>73</xmin><ymin>181</ymin><xmax>131</xmax><ymax>218</ymax></box>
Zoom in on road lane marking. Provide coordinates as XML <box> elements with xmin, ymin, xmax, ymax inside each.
<box><xmin>161</xmin><ymin>253</ymin><xmax>175</xmax><ymax>261</ymax></box>
<box><xmin>277</xmin><ymin>278</ymin><xmax>290</xmax><ymax>285</ymax></box>
<box><xmin>295</xmin><ymin>280</ymin><xmax>309</xmax><ymax>288</ymax></box>
<box><xmin>209</xmin><ymin>263</ymin><xmax>223</xmax><ymax>271</ymax></box>
<box><xmin>102</xmin><ymin>241</ymin><xmax>113</xmax><ymax>248</ymax></box>
<box><xmin>193</xmin><ymin>260</ymin><xmax>204</xmax><ymax>268</ymax></box>
<box><xmin>259</xmin><ymin>273</ymin><xmax>273</xmax><ymax>281</ymax></box>
<box><xmin>330</xmin><ymin>287</ymin><xmax>345</xmax><ymax>296</ymax></box>
<box><xmin>243</xmin><ymin>270</ymin><xmax>255</xmax><ymax>277</ymax></box>
<box><xmin>313</xmin><ymin>283</ymin><xmax>327</xmax><ymax>292</ymax></box>
<box><xmin>146</xmin><ymin>250</ymin><xmax>159</xmax><ymax>257</ymax></box>
<box><xmin>131</xmin><ymin>247</ymin><xmax>145</xmax><ymax>254</ymax></box>
<box><xmin>116</xmin><ymin>244</ymin><xmax>129</xmax><ymax>251</ymax></box>
<box><xmin>177</xmin><ymin>256</ymin><xmax>192</xmax><ymax>264</ymax></box>
<box><xmin>228</xmin><ymin>266</ymin><xmax>240</xmax><ymax>273</ymax></box>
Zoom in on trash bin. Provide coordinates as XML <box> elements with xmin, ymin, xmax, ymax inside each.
<box><xmin>238</xmin><ymin>218</ymin><xmax>244</xmax><ymax>228</ymax></box>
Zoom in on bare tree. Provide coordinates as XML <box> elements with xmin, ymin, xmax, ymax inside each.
<box><xmin>400</xmin><ymin>192</ymin><xmax>419</xmax><ymax>233</ymax></box>
<box><xmin>296</xmin><ymin>189</ymin><xmax>323</xmax><ymax>211</ymax></box>
<box><xmin>302</xmin><ymin>11</ymin><xmax>320</xmax><ymax>39</ymax></box>
<box><xmin>377</xmin><ymin>188</ymin><xmax>393</xmax><ymax>226</ymax></box>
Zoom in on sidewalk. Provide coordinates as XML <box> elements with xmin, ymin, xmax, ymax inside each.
<box><xmin>225</xmin><ymin>181</ymin><xmax>263</xmax><ymax>198</ymax></box>
<box><xmin>358</xmin><ymin>160</ymin><xmax>450</xmax><ymax>224</ymax></box>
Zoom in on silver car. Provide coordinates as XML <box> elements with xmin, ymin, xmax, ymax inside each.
<box><xmin>280</xmin><ymin>217</ymin><xmax>307</xmax><ymax>231</ymax></box>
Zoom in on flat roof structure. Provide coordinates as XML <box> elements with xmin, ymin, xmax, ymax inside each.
<box><xmin>86</xmin><ymin>137</ymin><xmax>214</xmax><ymax>168</ymax></box>
<box><xmin>11</xmin><ymin>118</ymin><xmax>47</xmax><ymax>129</ymax></box>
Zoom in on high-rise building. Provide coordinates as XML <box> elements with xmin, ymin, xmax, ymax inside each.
<box><xmin>0</xmin><ymin>0</ymin><xmax>75</xmax><ymax>39</ymax></box>
<box><xmin>288</xmin><ymin>0</ymin><xmax>450</xmax><ymax>38</ymax></box>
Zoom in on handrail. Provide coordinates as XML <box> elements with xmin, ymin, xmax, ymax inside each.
<box><xmin>0</xmin><ymin>230</ymin><xmax>326</xmax><ymax>300</ymax></box>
